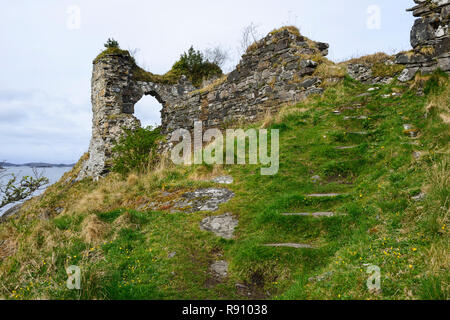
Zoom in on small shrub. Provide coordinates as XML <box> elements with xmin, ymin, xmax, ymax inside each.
<box><xmin>0</xmin><ymin>168</ymin><xmax>49</xmax><ymax>209</ymax></box>
<box><xmin>104</xmin><ymin>38</ymin><xmax>119</xmax><ymax>49</ymax></box>
<box><xmin>131</xmin><ymin>46</ymin><xmax>223</xmax><ymax>87</ymax></box>
<box><xmin>111</xmin><ymin>126</ymin><xmax>161</xmax><ymax>176</ymax></box>
<box><xmin>171</xmin><ymin>46</ymin><xmax>223</xmax><ymax>87</ymax></box>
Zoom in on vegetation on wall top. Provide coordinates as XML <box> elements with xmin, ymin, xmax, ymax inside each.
<box><xmin>171</xmin><ymin>46</ymin><xmax>223</xmax><ymax>87</ymax></box>
<box><xmin>94</xmin><ymin>39</ymin><xmax>223</xmax><ymax>87</ymax></box>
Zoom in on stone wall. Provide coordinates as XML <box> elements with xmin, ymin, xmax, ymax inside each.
<box><xmin>396</xmin><ymin>0</ymin><xmax>450</xmax><ymax>81</ymax></box>
<box><xmin>162</xmin><ymin>29</ymin><xmax>329</xmax><ymax>134</ymax></box>
<box><xmin>346</xmin><ymin>55</ymin><xmax>404</xmax><ymax>84</ymax></box>
<box><xmin>79</xmin><ymin>28</ymin><xmax>329</xmax><ymax>179</ymax></box>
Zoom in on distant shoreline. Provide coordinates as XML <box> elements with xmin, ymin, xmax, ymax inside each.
<box><xmin>0</xmin><ymin>162</ymin><xmax>75</xmax><ymax>168</ymax></box>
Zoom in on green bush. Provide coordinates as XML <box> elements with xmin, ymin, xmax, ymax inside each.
<box><xmin>111</xmin><ymin>126</ymin><xmax>161</xmax><ymax>175</ymax></box>
<box><xmin>171</xmin><ymin>46</ymin><xmax>223</xmax><ymax>87</ymax></box>
<box><xmin>104</xmin><ymin>38</ymin><xmax>119</xmax><ymax>49</ymax></box>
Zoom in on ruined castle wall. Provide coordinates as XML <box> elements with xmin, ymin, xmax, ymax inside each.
<box><xmin>79</xmin><ymin>29</ymin><xmax>329</xmax><ymax>178</ymax></box>
<box><xmin>161</xmin><ymin>30</ymin><xmax>329</xmax><ymax>134</ymax></box>
<box><xmin>80</xmin><ymin>56</ymin><xmax>142</xmax><ymax>178</ymax></box>
<box><xmin>344</xmin><ymin>0</ymin><xmax>449</xmax><ymax>84</ymax></box>
<box><xmin>396</xmin><ymin>0</ymin><xmax>450</xmax><ymax>80</ymax></box>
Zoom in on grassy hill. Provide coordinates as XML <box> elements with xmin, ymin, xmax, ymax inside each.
<box><xmin>0</xmin><ymin>71</ymin><xmax>448</xmax><ymax>300</ymax></box>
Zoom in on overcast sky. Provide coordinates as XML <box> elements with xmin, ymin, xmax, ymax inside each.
<box><xmin>0</xmin><ymin>0</ymin><xmax>415</xmax><ymax>164</ymax></box>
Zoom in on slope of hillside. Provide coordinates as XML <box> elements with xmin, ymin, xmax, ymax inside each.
<box><xmin>0</xmin><ymin>71</ymin><xmax>448</xmax><ymax>300</ymax></box>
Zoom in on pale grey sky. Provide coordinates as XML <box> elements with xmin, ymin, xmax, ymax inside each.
<box><xmin>0</xmin><ymin>0</ymin><xmax>415</xmax><ymax>163</ymax></box>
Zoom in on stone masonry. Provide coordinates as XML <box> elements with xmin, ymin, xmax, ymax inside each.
<box><xmin>78</xmin><ymin>53</ymin><xmax>194</xmax><ymax>178</ymax></box>
<box><xmin>79</xmin><ymin>28</ymin><xmax>329</xmax><ymax>179</ymax></box>
<box><xmin>396</xmin><ymin>0</ymin><xmax>450</xmax><ymax>81</ymax></box>
<box><xmin>162</xmin><ymin>30</ymin><xmax>329</xmax><ymax>134</ymax></box>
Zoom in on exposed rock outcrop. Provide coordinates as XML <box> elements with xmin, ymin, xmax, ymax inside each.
<box><xmin>79</xmin><ymin>27</ymin><xmax>330</xmax><ymax>179</ymax></box>
<box><xmin>137</xmin><ymin>188</ymin><xmax>235</xmax><ymax>213</ymax></box>
<box><xmin>396</xmin><ymin>0</ymin><xmax>450</xmax><ymax>81</ymax></box>
<box><xmin>200</xmin><ymin>213</ymin><xmax>238</xmax><ymax>239</ymax></box>
<box><xmin>0</xmin><ymin>203</ymin><xmax>22</xmax><ymax>222</ymax></box>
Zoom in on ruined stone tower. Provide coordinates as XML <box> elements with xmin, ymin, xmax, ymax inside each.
<box><xmin>78</xmin><ymin>51</ymin><xmax>195</xmax><ymax>178</ymax></box>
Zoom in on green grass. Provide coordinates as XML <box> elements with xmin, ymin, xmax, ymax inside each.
<box><xmin>0</xmin><ymin>72</ymin><xmax>448</xmax><ymax>300</ymax></box>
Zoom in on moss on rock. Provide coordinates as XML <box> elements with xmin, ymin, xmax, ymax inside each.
<box><xmin>93</xmin><ymin>47</ymin><xmax>132</xmax><ymax>64</ymax></box>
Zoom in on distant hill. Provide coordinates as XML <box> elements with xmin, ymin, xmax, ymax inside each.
<box><xmin>0</xmin><ymin>162</ymin><xmax>75</xmax><ymax>168</ymax></box>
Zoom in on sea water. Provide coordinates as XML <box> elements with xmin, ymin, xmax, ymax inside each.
<box><xmin>0</xmin><ymin>166</ymin><xmax>72</xmax><ymax>217</ymax></box>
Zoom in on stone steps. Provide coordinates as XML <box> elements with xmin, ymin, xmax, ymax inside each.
<box><xmin>262</xmin><ymin>243</ymin><xmax>315</xmax><ymax>249</ymax></box>
<box><xmin>146</xmin><ymin>187</ymin><xmax>235</xmax><ymax>213</ymax></box>
<box><xmin>199</xmin><ymin>212</ymin><xmax>238</xmax><ymax>240</ymax></box>
<box><xmin>211</xmin><ymin>175</ymin><xmax>234</xmax><ymax>184</ymax></box>
<box><xmin>210</xmin><ymin>260</ymin><xmax>228</xmax><ymax>279</ymax></box>
<box><xmin>342</xmin><ymin>104</ymin><xmax>364</xmax><ymax>110</ymax></box>
<box><xmin>401</xmin><ymin>141</ymin><xmax>419</xmax><ymax>145</ymax></box>
<box><xmin>306</xmin><ymin>193</ymin><xmax>343</xmax><ymax>198</ymax></box>
<box><xmin>344</xmin><ymin>115</ymin><xmax>368</xmax><ymax>120</ymax></box>
<box><xmin>281</xmin><ymin>212</ymin><xmax>336</xmax><ymax>217</ymax></box>
<box><xmin>403</xmin><ymin>124</ymin><xmax>419</xmax><ymax>138</ymax></box>
<box><xmin>333</xmin><ymin>104</ymin><xmax>365</xmax><ymax>114</ymax></box>
<box><xmin>335</xmin><ymin>145</ymin><xmax>358</xmax><ymax>150</ymax></box>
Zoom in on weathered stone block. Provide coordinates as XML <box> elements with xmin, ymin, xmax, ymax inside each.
<box><xmin>411</xmin><ymin>18</ymin><xmax>435</xmax><ymax>48</ymax></box>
